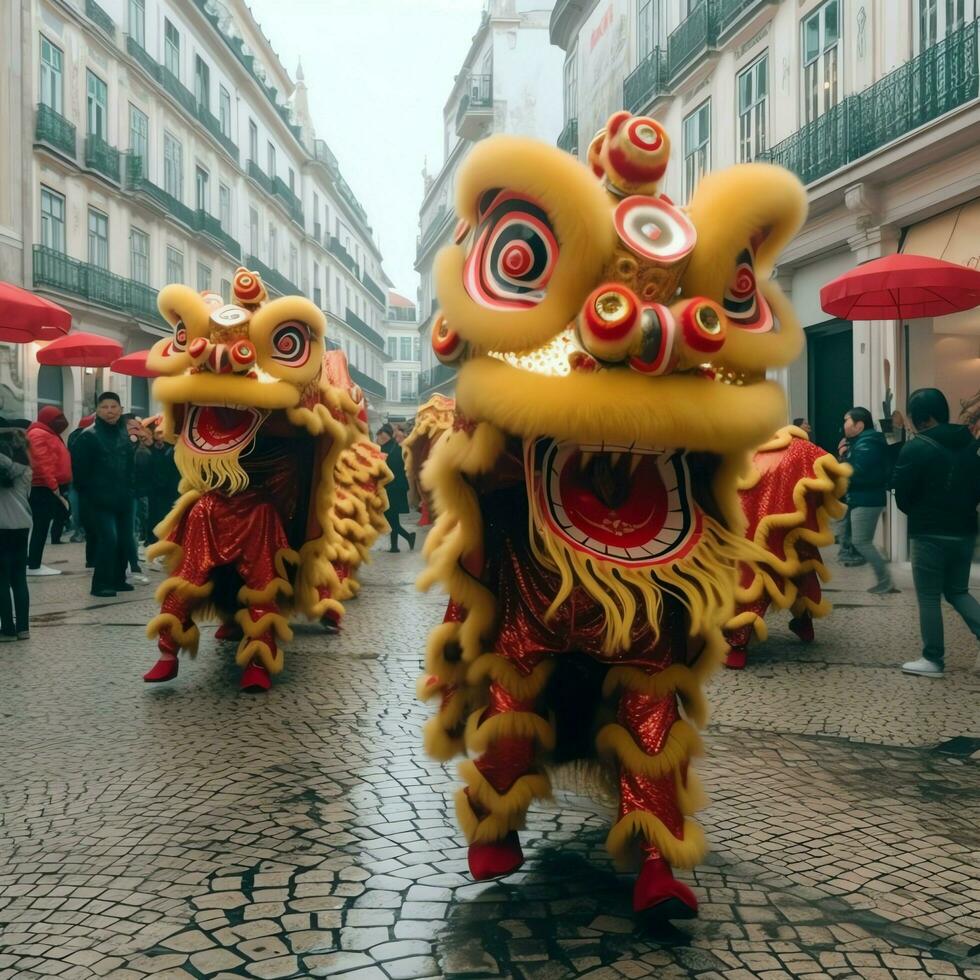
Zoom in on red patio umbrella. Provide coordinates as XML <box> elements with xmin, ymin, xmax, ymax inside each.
<box><xmin>0</xmin><ymin>281</ymin><xmax>72</xmax><ymax>343</ymax></box>
<box><xmin>110</xmin><ymin>349</ymin><xmax>159</xmax><ymax>378</ymax></box>
<box><xmin>36</xmin><ymin>331</ymin><xmax>123</xmax><ymax>368</ymax></box>
<box><xmin>821</xmin><ymin>253</ymin><xmax>980</xmax><ymax>320</ymax></box>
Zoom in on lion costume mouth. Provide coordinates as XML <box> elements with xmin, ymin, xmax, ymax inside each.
<box><xmin>182</xmin><ymin>405</ymin><xmax>268</xmax><ymax>455</ymax></box>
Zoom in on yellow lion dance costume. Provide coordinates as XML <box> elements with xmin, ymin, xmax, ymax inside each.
<box><xmin>143</xmin><ymin>268</ymin><xmax>389</xmax><ymax>690</ymax></box>
<box><xmin>416</xmin><ymin>111</ymin><xmax>809</xmax><ymax>923</ymax></box>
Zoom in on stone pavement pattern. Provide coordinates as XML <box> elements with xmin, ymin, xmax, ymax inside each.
<box><xmin>1</xmin><ymin>535</ymin><xmax>978</xmax><ymax>980</ymax></box>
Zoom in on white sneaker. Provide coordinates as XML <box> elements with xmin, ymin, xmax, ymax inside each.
<box><xmin>148</xmin><ymin>557</ymin><xmax>166</xmax><ymax>572</ymax></box>
<box><xmin>901</xmin><ymin>657</ymin><xmax>944</xmax><ymax>678</ymax></box>
<box><xmin>27</xmin><ymin>565</ymin><xmax>61</xmax><ymax>576</ymax></box>
<box><xmin>127</xmin><ymin>571</ymin><xmax>150</xmax><ymax>585</ymax></box>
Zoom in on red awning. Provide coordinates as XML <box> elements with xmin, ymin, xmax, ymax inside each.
<box><xmin>36</xmin><ymin>331</ymin><xmax>123</xmax><ymax>367</ymax></box>
<box><xmin>0</xmin><ymin>281</ymin><xmax>72</xmax><ymax>343</ymax></box>
<box><xmin>820</xmin><ymin>253</ymin><xmax>980</xmax><ymax>320</ymax></box>
<box><xmin>110</xmin><ymin>349</ymin><xmax>159</xmax><ymax>378</ymax></box>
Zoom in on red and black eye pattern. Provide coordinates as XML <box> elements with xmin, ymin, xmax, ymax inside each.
<box><xmin>271</xmin><ymin>321</ymin><xmax>312</xmax><ymax>367</ymax></box>
<box><xmin>723</xmin><ymin>248</ymin><xmax>773</xmax><ymax>333</ymax></box>
<box><xmin>463</xmin><ymin>191</ymin><xmax>558</xmax><ymax>310</ymax></box>
<box><xmin>171</xmin><ymin>320</ymin><xmax>188</xmax><ymax>353</ymax></box>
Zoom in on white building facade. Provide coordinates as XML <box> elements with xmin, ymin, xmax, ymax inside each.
<box><xmin>380</xmin><ymin>291</ymin><xmax>420</xmax><ymax>426</ymax></box>
<box><xmin>417</xmin><ymin>0</ymin><xmax>565</xmax><ymax>402</ymax></box>
<box><xmin>552</xmin><ymin>0</ymin><xmax>980</xmax><ymax>561</ymax></box>
<box><xmin>1</xmin><ymin>0</ymin><xmax>390</xmax><ymax>425</ymax></box>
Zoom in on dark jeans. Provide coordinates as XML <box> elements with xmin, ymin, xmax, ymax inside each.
<box><xmin>911</xmin><ymin>535</ymin><xmax>980</xmax><ymax>667</ymax></box>
<box><xmin>90</xmin><ymin>506</ymin><xmax>131</xmax><ymax>594</ymax></box>
<box><xmin>28</xmin><ymin>487</ymin><xmax>61</xmax><ymax>568</ymax></box>
<box><xmin>146</xmin><ymin>493</ymin><xmax>175</xmax><ymax>544</ymax></box>
<box><xmin>0</xmin><ymin>528</ymin><xmax>29</xmax><ymax>635</ymax></box>
<box><xmin>387</xmin><ymin>510</ymin><xmax>412</xmax><ymax>551</ymax></box>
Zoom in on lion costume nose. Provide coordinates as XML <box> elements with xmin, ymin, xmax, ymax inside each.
<box><xmin>202</xmin><ymin>339</ymin><xmax>255</xmax><ymax>374</ymax></box>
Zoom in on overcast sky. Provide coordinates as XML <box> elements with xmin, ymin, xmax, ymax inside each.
<box><xmin>242</xmin><ymin>0</ymin><xmax>486</xmax><ymax>302</ymax></box>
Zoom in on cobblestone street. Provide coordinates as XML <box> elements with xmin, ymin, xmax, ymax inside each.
<box><xmin>1</xmin><ymin>525</ymin><xmax>978</xmax><ymax>980</ymax></box>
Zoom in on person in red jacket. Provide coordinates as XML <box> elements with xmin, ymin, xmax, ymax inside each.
<box><xmin>26</xmin><ymin>406</ymin><xmax>71</xmax><ymax>576</ymax></box>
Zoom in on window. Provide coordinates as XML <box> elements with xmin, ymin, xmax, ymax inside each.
<box><xmin>289</xmin><ymin>245</ymin><xmax>298</xmax><ymax>284</ymax></box>
<box><xmin>220</xmin><ymin>277</ymin><xmax>231</xmax><ymax>301</ymax></box>
<box><xmin>268</xmin><ymin>224</ymin><xmax>277</xmax><ymax>267</ymax></box>
<box><xmin>196</xmin><ymin>262</ymin><xmax>211</xmax><ymax>292</ymax></box>
<box><xmin>129</xmin><ymin>104</ymin><xmax>148</xmax><ymax>162</ymax></box>
<box><xmin>37</xmin><ymin>365</ymin><xmax>64</xmax><ymax>410</ymax></box>
<box><xmin>166</xmin><ymin>245</ymin><xmax>184</xmax><ymax>283</ymax></box>
<box><xmin>387</xmin><ymin>370</ymin><xmax>399</xmax><ymax>401</ymax></box>
<box><xmin>219</xmin><ymin>183</ymin><xmax>231</xmax><ymax>229</ymax></box>
<box><xmin>249</xmin><ymin>206</ymin><xmax>259</xmax><ymax>255</ymax></box>
<box><xmin>128</xmin><ymin>0</ymin><xmax>145</xmax><ymax>47</ymax></box>
<box><xmin>563</xmin><ymin>45</ymin><xmax>578</xmax><ymax>123</ymax></box>
<box><xmin>131</xmin><ymin>377</ymin><xmax>149</xmax><ymax>417</ymax></box>
<box><xmin>637</xmin><ymin>0</ymin><xmax>661</xmax><ymax>61</ymax></box>
<box><xmin>219</xmin><ymin>86</ymin><xmax>231</xmax><ymax>137</ymax></box>
<box><xmin>86</xmin><ymin>71</ymin><xmax>108</xmax><ymax>139</ymax></box>
<box><xmin>737</xmin><ymin>55</ymin><xmax>768</xmax><ymax>162</ymax></box>
<box><xmin>288</xmin><ymin>167</ymin><xmax>295</xmax><ymax>192</ymax></box>
<box><xmin>39</xmin><ymin>36</ymin><xmax>63</xmax><ymax>114</ymax></box>
<box><xmin>267</xmin><ymin>141</ymin><xmax>276</xmax><ymax>179</ymax></box>
<box><xmin>386</xmin><ymin>336</ymin><xmax>397</xmax><ymax>358</ymax></box>
<box><xmin>802</xmin><ymin>0</ymin><xmax>840</xmax><ymax>124</ymax></box>
<box><xmin>400</xmin><ymin>371</ymin><xmax>416</xmax><ymax>399</ymax></box>
<box><xmin>683</xmin><ymin>100</ymin><xmax>710</xmax><ymax>199</ymax></box>
<box><xmin>194</xmin><ymin>56</ymin><xmax>210</xmax><ymax>111</ymax></box>
<box><xmin>413</xmin><ymin>337</ymin><xmax>420</xmax><ymax>361</ymax></box>
<box><xmin>248</xmin><ymin>119</ymin><xmax>258</xmax><ymax>163</ymax></box>
<box><xmin>195</xmin><ymin>165</ymin><xmax>209</xmax><ymax>212</ymax></box>
<box><xmin>40</xmin><ymin>187</ymin><xmax>65</xmax><ymax>253</ymax></box>
<box><xmin>87</xmin><ymin>209</ymin><xmax>109</xmax><ymax>269</ymax></box>
<box><xmin>164</xmin><ymin>132</ymin><xmax>183</xmax><ymax>200</ymax></box>
<box><xmin>400</xmin><ymin>337</ymin><xmax>413</xmax><ymax>361</ymax></box>
<box><xmin>164</xmin><ymin>19</ymin><xmax>180</xmax><ymax>78</ymax></box>
<box><xmin>334</xmin><ymin>277</ymin><xmax>340</xmax><ymax>311</ymax></box>
<box><xmin>917</xmin><ymin>0</ymin><xmax>965</xmax><ymax>49</ymax></box>
<box><xmin>313</xmin><ymin>262</ymin><xmax>321</xmax><ymax>306</ymax></box>
<box><xmin>130</xmin><ymin>227</ymin><xmax>149</xmax><ymax>284</ymax></box>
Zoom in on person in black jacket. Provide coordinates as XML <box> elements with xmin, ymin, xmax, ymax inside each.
<box><xmin>843</xmin><ymin>407</ymin><xmax>897</xmax><ymax>594</ymax></box>
<box><xmin>377</xmin><ymin>423</ymin><xmax>416</xmax><ymax>553</ymax></box>
<box><xmin>893</xmin><ymin>388</ymin><xmax>980</xmax><ymax>677</ymax></box>
<box><xmin>144</xmin><ymin>423</ymin><xmax>180</xmax><ymax>549</ymax></box>
<box><xmin>70</xmin><ymin>392</ymin><xmax>137</xmax><ymax>598</ymax></box>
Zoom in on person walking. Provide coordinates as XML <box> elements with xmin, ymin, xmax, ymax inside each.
<box><xmin>70</xmin><ymin>392</ymin><xmax>137</xmax><ymax>598</ymax></box>
<box><xmin>377</xmin><ymin>423</ymin><xmax>415</xmax><ymax>553</ymax></box>
<box><xmin>66</xmin><ymin>414</ymin><xmax>94</xmax><ymax>546</ymax></box>
<box><xmin>843</xmin><ymin>407</ymin><xmax>897</xmax><ymax>594</ymax></box>
<box><xmin>144</xmin><ymin>421</ymin><xmax>180</xmax><ymax>567</ymax></box>
<box><xmin>25</xmin><ymin>406</ymin><xmax>71</xmax><ymax>577</ymax></box>
<box><xmin>893</xmin><ymin>388</ymin><xmax>980</xmax><ymax>678</ymax></box>
<box><xmin>0</xmin><ymin>426</ymin><xmax>33</xmax><ymax>641</ymax></box>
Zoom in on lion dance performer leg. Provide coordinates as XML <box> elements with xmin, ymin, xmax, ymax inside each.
<box><xmin>142</xmin><ymin>268</ymin><xmax>376</xmax><ymax>691</ymax></box>
<box><xmin>416</xmin><ymin>112</ymin><xmax>810</xmax><ymax>923</ymax></box>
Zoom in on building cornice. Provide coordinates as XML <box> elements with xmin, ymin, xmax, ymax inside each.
<box><xmin>549</xmin><ymin>0</ymin><xmax>598</xmax><ymax>50</ymax></box>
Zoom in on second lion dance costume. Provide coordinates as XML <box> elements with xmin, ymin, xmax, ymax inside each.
<box><xmin>143</xmin><ymin>269</ymin><xmax>390</xmax><ymax>691</ymax></box>
<box><xmin>416</xmin><ymin>112</ymin><xmax>812</xmax><ymax>923</ymax></box>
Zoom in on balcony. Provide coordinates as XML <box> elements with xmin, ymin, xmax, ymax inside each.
<box><xmin>33</xmin><ymin>245</ymin><xmax>162</xmax><ymax>325</ymax></box>
<box><xmin>313</xmin><ymin>222</ymin><xmax>322</xmax><ymax>242</ymax></box>
<box><xmin>361</xmin><ymin>271</ymin><xmax>386</xmax><ymax>307</ymax></box>
<box><xmin>126</xmin><ymin>35</ymin><xmax>162</xmax><ymax>82</ymax></box>
<box><xmin>195</xmin><ymin>103</ymin><xmax>238</xmax><ymax>162</ymax></box>
<box><xmin>193</xmin><ymin>210</ymin><xmax>241</xmax><ymax>261</ymax></box>
<box><xmin>272</xmin><ymin>176</ymin><xmax>304</xmax><ymax>226</ymax></box>
<box><xmin>716</xmin><ymin>0</ymin><xmax>776</xmax><ymax>42</ymax></box>
<box><xmin>456</xmin><ymin>74</ymin><xmax>493</xmax><ymax>140</ymax></box>
<box><xmin>161</xmin><ymin>68</ymin><xmax>198</xmax><ymax>118</ymax></box>
<box><xmin>345</xmin><ymin>307</ymin><xmax>386</xmax><ymax>351</ymax></box>
<box><xmin>557</xmin><ymin>117</ymin><xmax>579</xmax><ymax>156</ymax></box>
<box><xmin>314</xmin><ymin>138</ymin><xmax>339</xmax><ymax>175</ymax></box>
<box><xmin>764</xmin><ymin>22</ymin><xmax>979</xmax><ymax>186</ymax></box>
<box><xmin>125</xmin><ymin>153</ymin><xmax>195</xmax><ymax>229</ymax></box>
<box><xmin>349</xmin><ymin>364</ymin><xmax>385</xmax><ymax>400</ymax></box>
<box><xmin>313</xmin><ymin>287</ymin><xmax>322</xmax><ymax>308</ymax></box>
<box><xmin>419</xmin><ymin>363</ymin><xmax>457</xmax><ymax>395</ymax></box>
<box><xmin>387</xmin><ymin>306</ymin><xmax>416</xmax><ymax>323</ymax></box>
<box><xmin>329</xmin><ymin>236</ymin><xmax>359</xmax><ymax>277</ymax></box>
<box><xmin>667</xmin><ymin>1</ymin><xmax>719</xmax><ymax>83</ymax></box>
<box><xmin>35</xmin><ymin>104</ymin><xmax>76</xmax><ymax>159</ymax></box>
<box><xmin>244</xmin><ymin>254</ymin><xmax>300</xmax><ymax>298</ymax></box>
<box><xmin>624</xmin><ymin>48</ymin><xmax>668</xmax><ymax>115</ymax></box>
<box><xmin>85</xmin><ymin>0</ymin><xmax>115</xmax><ymax>37</ymax></box>
<box><xmin>246</xmin><ymin>159</ymin><xmax>274</xmax><ymax>194</ymax></box>
<box><xmin>84</xmin><ymin>134</ymin><xmax>120</xmax><ymax>183</ymax></box>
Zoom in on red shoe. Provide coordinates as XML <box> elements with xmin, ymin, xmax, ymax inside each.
<box><xmin>143</xmin><ymin>657</ymin><xmax>178</xmax><ymax>683</ymax></box>
<box><xmin>468</xmin><ymin>831</ymin><xmax>524</xmax><ymax>881</ymax></box>
<box><xmin>215</xmin><ymin>622</ymin><xmax>244</xmax><ymax>642</ymax></box>
<box><xmin>789</xmin><ymin>615</ymin><xmax>815</xmax><ymax>644</ymax></box>
<box><xmin>321</xmin><ymin>610</ymin><xmax>341</xmax><ymax>634</ymax></box>
<box><xmin>240</xmin><ymin>661</ymin><xmax>271</xmax><ymax>692</ymax></box>
<box><xmin>633</xmin><ymin>855</ymin><xmax>698</xmax><ymax>923</ymax></box>
<box><xmin>724</xmin><ymin>646</ymin><xmax>747</xmax><ymax>670</ymax></box>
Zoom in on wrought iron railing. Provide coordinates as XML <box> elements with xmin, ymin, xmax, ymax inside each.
<box><xmin>557</xmin><ymin>117</ymin><xmax>579</xmax><ymax>155</ymax></box>
<box><xmin>624</xmin><ymin>48</ymin><xmax>668</xmax><ymax>114</ymax></box>
<box><xmin>456</xmin><ymin>74</ymin><xmax>493</xmax><ymax>126</ymax></box>
<box><xmin>84</xmin><ymin>134</ymin><xmax>120</xmax><ymax>183</ymax></box>
<box><xmin>125</xmin><ymin>153</ymin><xmax>195</xmax><ymax>228</ymax></box>
<box><xmin>244</xmin><ymin>254</ymin><xmax>300</xmax><ymax>298</ymax></box>
<box><xmin>126</xmin><ymin>35</ymin><xmax>162</xmax><ymax>81</ymax></box>
<box><xmin>716</xmin><ymin>0</ymin><xmax>774</xmax><ymax>39</ymax></box>
<box><xmin>161</xmin><ymin>68</ymin><xmax>197</xmax><ymax>117</ymax></box>
<box><xmin>35</xmin><ymin>104</ymin><xmax>76</xmax><ymax>158</ymax></box>
<box><xmin>192</xmin><ymin>210</ymin><xmax>241</xmax><ymax>260</ymax></box>
<box><xmin>361</xmin><ymin>271</ymin><xmax>386</xmax><ymax>306</ymax></box>
<box><xmin>246</xmin><ymin>159</ymin><xmax>274</xmax><ymax>194</ymax></box>
<box><xmin>272</xmin><ymin>176</ymin><xmax>304</xmax><ymax>226</ymax></box>
<box><xmin>314</xmin><ymin>138</ymin><xmax>339</xmax><ymax>175</ymax></box>
<box><xmin>349</xmin><ymin>364</ymin><xmax>385</xmax><ymax>400</ymax></box>
<box><xmin>195</xmin><ymin>103</ymin><xmax>238</xmax><ymax>162</ymax></box>
<box><xmin>85</xmin><ymin>0</ymin><xmax>115</xmax><ymax>37</ymax></box>
<box><xmin>345</xmin><ymin>308</ymin><xmax>386</xmax><ymax>351</ymax></box>
<box><xmin>667</xmin><ymin>1</ymin><xmax>719</xmax><ymax>82</ymax></box>
<box><xmin>419</xmin><ymin>363</ymin><xmax>457</xmax><ymax>395</ymax></box>
<box><xmin>764</xmin><ymin>22</ymin><xmax>979</xmax><ymax>185</ymax></box>
<box><xmin>33</xmin><ymin>245</ymin><xmax>162</xmax><ymax>324</ymax></box>
<box><xmin>328</xmin><ymin>236</ymin><xmax>359</xmax><ymax>277</ymax></box>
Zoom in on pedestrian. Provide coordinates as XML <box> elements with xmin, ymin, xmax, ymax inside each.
<box><xmin>834</xmin><ymin>432</ymin><xmax>862</xmax><ymax>566</ymax></box>
<box><xmin>394</xmin><ymin>424</ymin><xmax>406</xmax><ymax>445</ymax></box>
<box><xmin>144</xmin><ymin>420</ymin><xmax>180</xmax><ymax>562</ymax></box>
<box><xmin>0</xmin><ymin>426</ymin><xmax>33</xmax><ymax>641</ymax></box>
<box><xmin>893</xmin><ymin>388</ymin><xmax>980</xmax><ymax>678</ymax></box>
<box><xmin>66</xmin><ymin>414</ymin><xmax>94</xmax><ymax>546</ymax></box>
<box><xmin>792</xmin><ymin>417</ymin><xmax>812</xmax><ymax>436</ymax></box>
<box><xmin>842</xmin><ymin>407</ymin><xmax>897</xmax><ymax>594</ymax></box>
<box><xmin>25</xmin><ymin>405</ymin><xmax>71</xmax><ymax>577</ymax></box>
<box><xmin>70</xmin><ymin>392</ymin><xmax>137</xmax><ymax>598</ymax></box>
<box><xmin>124</xmin><ymin>415</ymin><xmax>151</xmax><ymax>583</ymax></box>
<box><xmin>377</xmin><ymin>423</ymin><xmax>415</xmax><ymax>553</ymax></box>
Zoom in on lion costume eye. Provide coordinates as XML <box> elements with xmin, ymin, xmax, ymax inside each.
<box><xmin>463</xmin><ymin>190</ymin><xmax>559</xmax><ymax>310</ymax></box>
<box><xmin>172</xmin><ymin>320</ymin><xmax>188</xmax><ymax>352</ymax></box>
<box><xmin>722</xmin><ymin>247</ymin><xmax>774</xmax><ymax>333</ymax></box>
<box><xmin>270</xmin><ymin>321</ymin><xmax>312</xmax><ymax>366</ymax></box>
